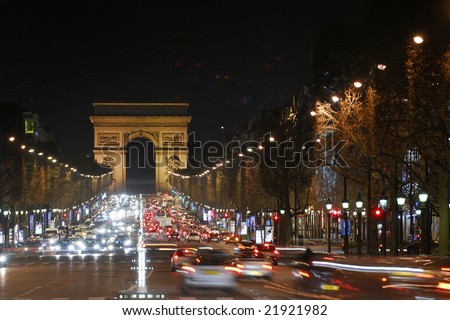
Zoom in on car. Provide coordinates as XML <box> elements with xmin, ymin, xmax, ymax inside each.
<box><xmin>168</xmin><ymin>232</ymin><xmax>181</xmax><ymax>242</ymax></box>
<box><xmin>254</xmin><ymin>243</ymin><xmax>279</xmax><ymax>266</ymax></box>
<box><xmin>230</xmin><ymin>252</ymin><xmax>274</xmax><ymax>280</ymax></box>
<box><xmin>23</xmin><ymin>237</ymin><xmax>44</xmax><ymax>254</ymax></box>
<box><xmin>49</xmin><ymin>239</ymin><xmax>78</xmax><ymax>254</ymax></box>
<box><xmin>180</xmin><ymin>249</ymin><xmax>238</xmax><ymax>292</ymax></box>
<box><xmin>235</xmin><ymin>240</ymin><xmax>255</xmax><ymax>251</ymax></box>
<box><xmin>224</xmin><ymin>233</ymin><xmax>241</xmax><ymax>245</ymax></box>
<box><xmin>187</xmin><ymin>232</ymin><xmax>201</xmax><ymax>243</ymax></box>
<box><xmin>82</xmin><ymin>238</ymin><xmax>101</xmax><ymax>253</ymax></box>
<box><xmin>207</xmin><ymin>234</ymin><xmax>220</xmax><ymax>243</ymax></box>
<box><xmin>170</xmin><ymin>247</ymin><xmax>197</xmax><ymax>271</ymax></box>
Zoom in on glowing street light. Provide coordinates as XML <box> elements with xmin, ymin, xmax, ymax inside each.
<box><xmin>353</xmin><ymin>81</ymin><xmax>363</xmax><ymax>88</ymax></box>
<box><xmin>413</xmin><ymin>35</ymin><xmax>424</xmax><ymax>44</ymax></box>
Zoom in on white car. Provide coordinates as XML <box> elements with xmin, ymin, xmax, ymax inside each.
<box><xmin>230</xmin><ymin>253</ymin><xmax>274</xmax><ymax>280</ymax></box>
<box><xmin>187</xmin><ymin>232</ymin><xmax>201</xmax><ymax>243</ymax></box>
<box><xmin>181</xmin><ymin>250</ymin><xmax>237</xmax><ymax>292</ymax></box>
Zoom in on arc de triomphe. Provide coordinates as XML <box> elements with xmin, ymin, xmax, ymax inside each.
<box><xmin>90</xmin><ymin>102</ymin><xmax>191</xmax><ymax>194</ymax></box>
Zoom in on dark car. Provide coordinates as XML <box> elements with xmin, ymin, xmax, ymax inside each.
<box><xmin>24</xmin><ymin>237</ymin><xmax>44</xmax><ymax>254</ymax></box>
<box><xmin>224</xmin><ymin>233</ymin><xmax>241</xmax><ymax>245</ymax></box>
<box><xmin>254</xmin><ymin>243</ymin><xmax>279</xmax><ymax>266</ymax></box>
<box><xmin>168</xmin><ymin>232</ymin><xmax>181</xmax><ymax>242</ymax></box>
<box><xmin>289</xmin><ymin>250</ymin><xmax>393</xmax><ymax>298</ymax></box>
<box><xmin>82</xmin><ymin>238</ymin><xmax>101</xmax><ymax>253</ymax></box>
<box><xmin>49</xmin><ymin>239</ymin><xmax>77</xmax><ymax>254</ymax></box>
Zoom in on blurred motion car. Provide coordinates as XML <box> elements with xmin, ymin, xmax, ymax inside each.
<box><xmin>230</xmin><ymin>252</ymin><xmax>273</xmax><ymax>280</ymax></box>
<box><xmin>290</xmin><ymin>251</ymin><xmax>347</xmax><ymax>294</ymax></box>
<box><xmin>171</xmin><ymin>247</ymin><xmax>197</xmax><ymax>271</ymax></box>
<box><xmin>235</xmin><ymin>240</ymin><xmax>255</xmax><ymax>251</ymax></box>
<box><xmin>254</xmin><ymin>243</ymin><xmax>279</xmax><ymax>266</ymax></box>
<box><xmin>142</xmin><ymin>243</ymin><xmax>178</xmax><ymax>260</ymax></box>
<box><xmin>180</xmin><ymin>249</ymin><xmax>237</xmax><ymax>292</ymax></box>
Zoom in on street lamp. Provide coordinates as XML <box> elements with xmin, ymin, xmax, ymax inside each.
<box><xmin>418</xmin><ymin>189</ymin><xmax>430</xmax><ymax>254</ymax></box>
<box><xmin>396</xmin><ymin>194</ymin><xmax>406</xmax><ymax>255</ymax></box>
<box><xmin>355</xmin><ymin>194</ymin><xmax>363</xmax><ymax>255</ymax></box>
<box><xmin>326</xmin><ymin>199</ymin><xmax>332</xmax><ymax>253</ymax></box>
<box><xmin>413</xmin><ymin>35</ymin><xmax>424</xmax><ymax>44</ymax></box>
<box><xmin>342</xmin><ymin>197</ymin><xmax>349</xmax><ymax>254</ymax></box>
<box><xmin>379</xmin><ymin>195</ymin><xmax>388</xmax><ymax>256</ymax></box>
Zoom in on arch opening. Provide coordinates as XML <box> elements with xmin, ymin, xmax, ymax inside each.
<box><xmin>126</xmin><ymin>137</ymin><xmax>156</xmax><ymax>194</ymax></box>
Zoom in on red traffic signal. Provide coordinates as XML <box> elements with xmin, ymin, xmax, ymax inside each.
<box><xmin>374</xmin><ymin>208</ymin><xmax>382</xmax><ymax>216</ymax></box>
<box><xmin>273</xmin><ymin>215</ymin><xmax>280</xmax><ymax>222</ymax></box>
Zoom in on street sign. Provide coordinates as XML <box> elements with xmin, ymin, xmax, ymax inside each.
<box><xmin>340</xmin><ymin>220</ymin><xmax>351</xmax><ymax>235</ymax></box>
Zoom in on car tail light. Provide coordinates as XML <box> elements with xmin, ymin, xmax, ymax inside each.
<box><xmin>173</xmin><ymin>254</ymin><xmax>179</xmax><ymax>260</ymax></box>
<box><xmin>274</xmin><ymin>250</ymin><xmax>279</xmax><ymax>255</ymax></box>
<box><xmin>181</xmin><ymin>266</ymin><xmax>196</xmax><ymax>273</ymax></box>
<box><xmin>225</xmin><ymin>266</ymin><xmax>242</xmax><ymax>273</ymax></box>
<box><xmin>298</xmin><ymin>270</ymin><xmax>310</xmax><ymax>278</ymax></box>
<box><xmin>437</xmin><ymin>282</ymin><xmax>450</xmax><ymax>290</ymax></box>
<box><xmin>441</xmin><ymin>267</ymin><xmax>450</xmax><ymax>272</ymax></box>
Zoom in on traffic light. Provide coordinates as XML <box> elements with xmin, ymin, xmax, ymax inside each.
<box><xmin>374</xmin><ymin>208</ymin><xmax>382</xmax><ymax>216</ymax></box>
<box><xmin>331</xmin><ymin>209</ymin><xmax>339</xmax><ymax>221</ymax></box>
<box><xmin>224</xmin><ymin>212</ymin><xmax>229</xmax><ymax>218</ymax></box>
<box><xmin>273</xmin><ymin>214</ymin><xmax>279</xmax><ymax>222</ymax></box>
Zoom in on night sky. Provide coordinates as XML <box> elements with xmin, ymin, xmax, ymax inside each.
<box><xmin>0</xmin><ymin>0</ymin><xmax>390</xmax><ymax>154</ymax></box>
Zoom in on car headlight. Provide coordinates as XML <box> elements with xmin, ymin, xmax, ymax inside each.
<box><xmin>0</xmin><ymin>255</ymin><xmax>6</xmax><ymax>263</ymax></box>
<box><xmin>68</xmin><ymin>245</ymin><xmax>75</xmax><ymax>251</ymax></box>
<box><xmin>94</xmin><ymin>244</ymin><xmax>100</xmax><ymax>250</ymax></box>
<box><xmin>124</xmin><ymin>240</ymin><xmax>131</xmax><ymax>246</ymax></box>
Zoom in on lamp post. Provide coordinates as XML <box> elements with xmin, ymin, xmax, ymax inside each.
<box><xmin>396</xmin><ymin>194</ymin><xmax>406</xmax><ymax>256</ymax></box>
<box><xmin>355</xmin><ymin>194</ymin><xmax>363</xmax><ymax>255</ymax></box>
<box><xmin>418</xmin><ymin>189</ymin><xmax>430</xmax><ymax>254</ymax></box>
<box><xmin>326</xmin><ymin>199</ymin><xmax>332</xmax><ymax>253</ymax></box>
<box><xmin>342</xmin><ymin>197</ymin><xmax>349</xmax><ymax>254</ymax></box>
<box><xmin>379</xmin><ymin>195</ymin><xmax>388</xmax><ymax>256</ymax></box>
